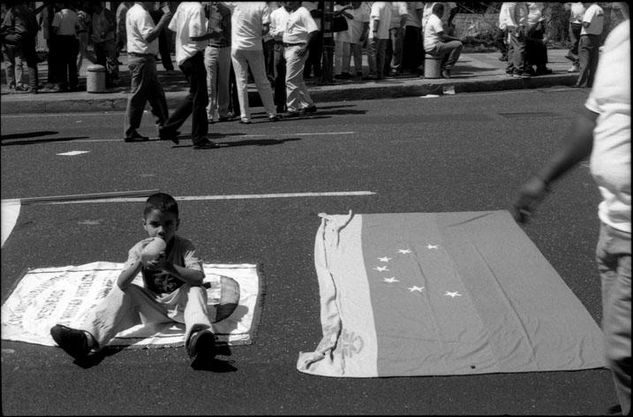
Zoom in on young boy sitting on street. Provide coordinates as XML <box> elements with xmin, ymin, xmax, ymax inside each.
<box><xmin>50</xmin><ymin>192</ymin><xmax>216</xmax><ymax>368</ymax></box>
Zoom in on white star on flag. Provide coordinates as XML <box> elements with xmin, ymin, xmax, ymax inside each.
<box><xmin>444</xmin><ymin>291</ymin><xmax>462</xmax><ymax>298</ymax></box>
<box><xmin>378</xmin><ymin>256</ymin><xmax>392</xmax><ymax>262</ymax></box>
<box><xmin>398</xmin><ymin>249</ymin><xmax>412</xmax><ymax>254</ymax></box>
<box><xmin>384</xmin><ymin>277</ymin><xmax>399</xmax><ymax>283</ymax></box>
<box><xmin>374</xmin><ymin>266</ymin><xmax>389</xmax><ymax>272</ymax></box>
<box><xmin>427</xmin><ymin>244</ymin><xmax>439</xmax><ymax>249</ymax></box>
<box><xmin>409</xmin><ymin>286</ymin><xmax>424</xmax><ymax>292</ymax></box>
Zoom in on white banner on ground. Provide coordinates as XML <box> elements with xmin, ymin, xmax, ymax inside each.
<box><xmin>1</xmin><ymin>262</ymin><xmax>263</xmax><ymax>348</ymax></box>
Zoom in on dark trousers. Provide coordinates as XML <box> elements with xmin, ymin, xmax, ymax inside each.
<box><xmin>509</xmin><ymin>29</ymin><xmax>528</xmax><ymax>74</ymax></box>
<box><xmin>124</xmin><ymin>55</ymin><xmax>169</xmax><ymax>138</ymax></box>
<box><xmin>273</xmin><ymin>42</ymin><xmax>286</xmax><ymax>113</ymax></box>
<box><xmin>15</xmin><ymin>36</ymin><xmax>39</xmax><ymax>90</ymax></box>
<box><xmin>526</xmin><ymin>22</ymin><xmax>548</xmax><ymax>70</ymax></box>
<box><xmin>495</xmin><ymin>28</ymin><xmax>508</xmax><ymax>59</ymax></box>
<box><xmin>568</xmin><ymin>22</ymin><xmax>582</xmax><ymax>63</ymax></box>
<box><xmin>304</xmin><ymin>30</ymin><xmax>322</xmax><ymax>77</ymax></box>
<box><xmin>575</xmin><ymin>34</ymin><xmax>600</xmax><ymax>88</ymax></box>
<box><xmin>53</xmin><ymin>35</ymin><xmax>79</xmax><ymax>89</ymax></box>
<box><xmin>402</xmin><ymin>25</ymin><xmax>422</xmax><ymax>72</ymax></box>
<box><xmin>150</xmin><ymin>9</ymin><xmax>174</xmax><ymax>70</ymax></box>
<box><xmin>263</xmin><ymin>38</ymin><xmax>275</xmax><ymax>84</ymax></box>
<box><xmin>161</xmin><ymin>52</ymin><xmax>208</xmax><ymax>143</ymax></box>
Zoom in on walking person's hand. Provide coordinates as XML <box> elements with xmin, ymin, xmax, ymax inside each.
<box><xmin>512</xmin><ymin>176</ymin><xmax>550</xmax><ymax>223</ymax></box>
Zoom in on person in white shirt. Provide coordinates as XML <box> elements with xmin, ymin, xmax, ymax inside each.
<box><xmin>423</xmin><ymin>3</ymin><xmax>462</xmax><ymax>78</ymax></box>
<box><xmin>367</xmin><ymin>1</ymin><xmax>391</xmax><ymax>80</ymax></box>
<box><xmin>123</xmin><ymin>2</ymin><xmax>171</xmax><ymax>142</ymax></box>
<box><xmin>282</xmin><ymin>1</ymin><xmax>318</xmax><ymax>117</ymax></box>
<box><xmin>345</xmin><ymin>2</ymin><xmax>370</xmax><ymax>78</ymax></box>
<box><xmin>51</xmin><ymin>3</ymin><xmax>79</xmax><ymax>91</ymax></box>
<box><xmin>574</xmin><ymin>2</ymin><xmax>604</xmax><ymax>88</ymax></box>
<box><xmin>270</xmin><ymin>4</ymin><xmax>291</xmax><ymax>112</ymax></box>
<box><xmin>227</xmin><ymin>2</ymin><xmax>278</xmax><ymax>124</ymax></box>
<box><xmin>159</xmin><ymin>2</ymin><xmax>217</xmax><ymax>149</ymax></box>
<box><xmin>565</xmin><ymin>2</ymin><xmax>586</xmax><ymax>72</ymax></box>
<box><xmin>514</xmin><ymin>8</ymin><xmax>630</xmax><ymax>415</ymax></box>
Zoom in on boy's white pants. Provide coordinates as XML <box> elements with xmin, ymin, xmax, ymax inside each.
<box><xmin>79</xmin><ymin>283</ymin><xmax>213</xmax><ymax>350</ymax></box>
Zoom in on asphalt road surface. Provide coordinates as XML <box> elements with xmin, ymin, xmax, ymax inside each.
<box><xmin>1</xmin><ymin>88</ymin><xmax>618</xmax><ymax>415</ymax></box>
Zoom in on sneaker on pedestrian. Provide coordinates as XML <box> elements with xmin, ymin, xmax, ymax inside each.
<box><xmin>441</xmin><ymin>69</ymin><xmax>451</xmax><ymax>79</ymax></box>
<box><xmin>239</xmin><ymin>118</ymin><xmax>251</xmax><ymax>124</ymax></box>
<box><xmin>268</xmin><ymin>114</ymin><xmax>280</xmax><ymax>122</ymax></box>
<box><xmin>50</xmin><ymin>324</ymin><xmax>95</xmax><ymax>360</ymax></box>
<box><xmin>188</xmin><ymin>329</ymin><xmax>216</xmax><ymax>368</ymax></box>
<box><xmin>567</xmin><ymin>64</ymin><xmax>580</xmax><ymax>73</ymax></box>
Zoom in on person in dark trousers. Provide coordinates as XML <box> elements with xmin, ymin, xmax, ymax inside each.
<box><xmin>123</xmin><ymin>2</ymin><xmax>171</xmax><ymax>142</ymax></box>
<box><xmin>158</xmin><ymin>2</ymin><xmax>218</xmax><ymax>149</ymax></box>
<box><xmin>149</xmin><ymin>4</ymin><xmax>174</xmax><ymax>71</ymax></box>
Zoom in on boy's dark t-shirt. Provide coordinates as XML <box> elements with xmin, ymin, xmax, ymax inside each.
<box><xmin>123</xmin><ymin>235</ymin><xmax>204</xmax><ymax>295</ymax></box>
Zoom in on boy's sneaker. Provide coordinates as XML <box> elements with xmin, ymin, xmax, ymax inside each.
<box><xmin>50</xmin><ymin>324</ymin><xmax>93</xmax><ymax>360</ymax></box>
<box><xmin>188</xmin><ymin>329</ymin><xmax>216</xmax><ymax>369</ymax></box>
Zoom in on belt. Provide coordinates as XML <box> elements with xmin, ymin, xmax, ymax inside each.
<box><xmin>128</xmin><ymin>52</ymin><xmax>155</xmax><ymax>57</ymax></box>
<box><xmin>283</xmin><ymin>42</ymin><xmax>306</xmax><ymax>47</ymax></box>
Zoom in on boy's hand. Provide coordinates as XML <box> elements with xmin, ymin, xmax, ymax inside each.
<box><xmin>144</xmin><ymin>252</ymin><xmax>174</xmax><ymax>273</ymax></box>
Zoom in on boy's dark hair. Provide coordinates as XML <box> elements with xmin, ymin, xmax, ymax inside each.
<box><xmin>144</xmin><ymin>193</ymin><xmax>179</xmax><ymax>218</ymax></box>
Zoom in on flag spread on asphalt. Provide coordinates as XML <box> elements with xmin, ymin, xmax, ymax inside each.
<box><xmin>297</xmin><ymin>211</ymin><xmax>605</xmax><ymax>377</ymax></box>
<box><xmin>1</xmin><ymin>262</ymin><xmax>263</xmax><ymax>348</ymax></box>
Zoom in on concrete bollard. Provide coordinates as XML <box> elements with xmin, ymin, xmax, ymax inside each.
<box><xmin>86</xmin><ymin>64</ymin><xmax>106</xmax><ymax>93</ymax></box>
<box><xmin>424</xmin><ymin>55</ymin><xmax>442</xmax><ymax>79</ymax></box>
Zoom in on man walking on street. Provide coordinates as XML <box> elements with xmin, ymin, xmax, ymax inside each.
<box><xmin>123</xmin><ymin>2</ymin><xmax>172</xmax><ymax>142</ymax></box>
<box><xmin>159</xmin><ymin>2</ymin><xmax>217</xmax><ymax>149</ymax></box>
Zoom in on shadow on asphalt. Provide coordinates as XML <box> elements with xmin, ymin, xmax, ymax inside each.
<box><xmin>1</xmin><ymin>131</ymin><xmax>58</xmax><ymax>140</ymax></box>
<box><xmin>1</xmin><ymin>136</ymin><xmax>90</xmax><ymax>146</ymax></box>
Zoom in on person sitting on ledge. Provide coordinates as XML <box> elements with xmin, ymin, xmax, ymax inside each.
<box><xmin>423</xmin><ymin>3</ymin><xmax>463</xmax><ymax>78</ymax></box>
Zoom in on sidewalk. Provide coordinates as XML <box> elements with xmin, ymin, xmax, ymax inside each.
<box><xmin>0</xmin><ymin>49</ymin><xmax>579</xmax><ymax>115</ymax></box>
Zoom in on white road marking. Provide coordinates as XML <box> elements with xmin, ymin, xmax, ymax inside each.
<box><xmin>56</xmin><ymin>150</ymin><xmax>90</xmax><ymax>156</ymax></box>
<box><xmin>45</xmin><ymin>191</ymin><xmax>376</xmax><ymax>205</ymax></box>
<box><xmin>1</xmin><ymin>199</ymin><xmax>21</xmax><ymax>247</ymax></box>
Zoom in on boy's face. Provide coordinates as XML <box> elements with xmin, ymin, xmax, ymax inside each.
<box><xmin>143</xmin><ymin>209</ymin><xmax>179</xmax><ymax>243</ymax></box>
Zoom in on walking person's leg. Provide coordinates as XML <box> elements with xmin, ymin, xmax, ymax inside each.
<box><xmin>575</xmin><ymin>35</ymin><xmax>591</xmax><ymax>87</ymax></box>
<box><xmin>231</xmin><ymin>49</ymin><xmax>251</xmax><ymax>122</ymax></box>
<box><xmin>216</xmin><ymin>47</ymin><xmax>232</xmax><ymax>119</ymax></box>
<box><xmin>188</xmin><ymin>52</ymin><xmax>209</xmax><ymax>144</ymax></box>
<box><xmin>124</xmin><ymin>56</ymin><xmax>150</xmax><ymax>139</ymax></box>
<box><xmin>204</xmin><ymin>46</ymin><xmax>219</xmax><ymax>121</ymax></box>
<box><xmin>586</xmin><ymin>35</ymin><xmax>600</xmax><ymax>88</ymax></box>
<box><xmin>597</xmin><ymin>224</ymin><xmax>632</xmax><ymax>416</ymax></box>
<box><xmin>273</xmin><ymin>43</ymin><xmax>287</xmax><ymax>113</ymax></box>
<box><xmin>246</xmin><ymin>50</ymin><xmax>277</xmax><ymax>118</ymax></box>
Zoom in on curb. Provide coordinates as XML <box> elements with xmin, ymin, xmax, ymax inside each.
<box><xmin>0</xmin><ymin>74</ymin><xmax>578</xmax><ymax>115</ymax></box>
